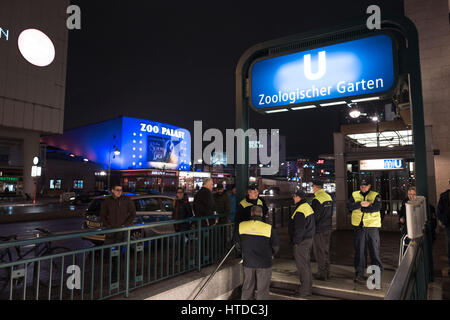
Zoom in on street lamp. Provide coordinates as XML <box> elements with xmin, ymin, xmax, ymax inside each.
<box><xmin>31</xmin><ymin>156</ymin><xmax>42</xmax><ymax>205</ymax></box>
<box><xmin>107</xmin><ymin>143</ymin><xmax>120</xmax><ymax>191</ymax></box>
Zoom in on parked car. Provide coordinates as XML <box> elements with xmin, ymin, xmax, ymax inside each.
<box><xmin>81</xmin><ymin>194</ymin><xmax>177</xmax><ymax>245</ymax></box>
<box><xmin>69</xmin><ymin>190</ymin><xmax>110</xmax><ymax>205</ymax></box>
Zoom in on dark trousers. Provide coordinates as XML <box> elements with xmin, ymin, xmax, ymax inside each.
<box><xmin>293</xmin><ymin>238</ymin><xmax>313</xmax><ymax>296</ymax></box>
<box><xmin>241</xmin><ymin>267</ymin><xmax>272</xmax><ymax>300</ymax></box>
<box><xmin>446</xmin><ymin>226</ymin><xmax>450</xmax><ymax>266</ymax></box>
<box><xmin>313</xmin><ymin>231</ymin><xmax>331</xmax><ymax>277</ymax></box>
<box><xmin>354</xmin><ymin>226</ymin><xmax>383</xmax><ymax>277</ymax></box>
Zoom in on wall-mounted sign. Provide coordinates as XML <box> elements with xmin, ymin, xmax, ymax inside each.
<box><xmin>250</xmin><ymin>34</ymin><xmax>397</xmax><ymax>112</ymax></box>
<box><xmin>0</xmin><ymin>176</ymin><xmax>18</xmax><ymax>182</ymax></box>
<box><xmin>360</xmin><ymin>159</ymin><xmax>404</xmax><ymax>171</ymax></box>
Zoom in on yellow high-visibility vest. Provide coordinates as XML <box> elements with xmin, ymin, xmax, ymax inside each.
<box><xmin>291</xmin><ymin>203</ymin><xmax>314</xmax><ymax>220</ymax></box>
<box><xmin>239</xmin><ymin>220</ymin><xmax>272</xmax><ymax>238</ymax></box>
<box><xmin>240</xmin><ymin>198</ymin><xmax>263</xmax><ymax>208</ymax></box>
<box><xmin>314</xmin><ymin>189</ymin><xmax>332</xmax><ymax>204</ymax></box>
<box><xmin>351</xmin><ymin>191</ymin><xmax>381</xmax><ymax>227</ymax></box>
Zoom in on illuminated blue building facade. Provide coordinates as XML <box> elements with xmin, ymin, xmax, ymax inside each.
<box><xmin>42</xmin><ymin>116</ymin><xmax>191</xmax><ymax>171</ymax></box>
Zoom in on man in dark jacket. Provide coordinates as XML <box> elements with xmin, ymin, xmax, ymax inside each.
<box><xmin>213</xmin><ymin>183</ymin><xmax>231</xmax><ymax>224</ymax></box>
<box><xmin>236</xmin><ymin>205</ymin><xmax>279</xmax><ymax>300</ymax></box>
<box><xmin>235</xmin><ymin>185</ymin><xmax>268</xmax><ymax>228</ymax></box>
<box><xmin>173</xmin><ymin>187</ymin><xmax>194</xmax><ymax>232</ymax></box>
<box><xmin>193</xmin><ymin>178</ymin><xmax>215</xmax><ymax>226</ymax></box>
<box><xmin>289</xmin><ymin>189</ymin><xmax>315</xmax><ymax>298</ymax></box>
<box><xmin>311</xmin><ymin>180</ymin><xmax>333</xmax><ymax>281</ymax></box>
<box><xmin>437</xmin><ymin>179</ymin><xmax>450</xmax><ymax>272</ymax></box>
<box><xmin>100</xmin><ymin>184</ymin><xmax>136</xmax><ymax>245</ymax></box>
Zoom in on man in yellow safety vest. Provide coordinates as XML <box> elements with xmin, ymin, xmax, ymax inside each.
<box><xmin>347</xmin><ymin>178</ymin><xmax>383</xmax><ymax>285</ymax></box>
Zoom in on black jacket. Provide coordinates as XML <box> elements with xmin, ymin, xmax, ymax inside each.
<box><xmin>99</xmin><ymin>195</ymin><xmax>136</xmax><ymax>228</ymax></box>
<box><xmin>173</xmin><ymin>198</ymin><xmax>194</xmax><ymax>232</ymax></box>
<box><xmin>235</xmin><ymin>196</ymin><xmax>268</xmax><ymax>227</ymax></box>
<box><xmin>399</xmin><ymin>197</ymin><xmax>409</xmax><ymax>235</ymax></box>
<box><xmin>236</xmin><ymin>216</ymin><xmax>279</xmax><ymax>269</ymax></box>
<box><xmin>311</xmin><ymin>190</ymin><xmax>333</xmax><ymax>233</ymax></box>
<box><xmin>213</xmin><ymin>191</ymin><xmax>231</xmax><ymax>224</ymax></box>
<box><xmin>438</xmin><ymin>190</ymin><xmax>450</xmax><ymax>226</ymax></box>
<box><xmin>288</xmin><ymin>199</ymin><xmax>315</xmax><ymax>244</ymax></box>
<box><xmin>193</xmin><ymin>187</ymin><xmax>215</xmax><ymax>226</ymax></box>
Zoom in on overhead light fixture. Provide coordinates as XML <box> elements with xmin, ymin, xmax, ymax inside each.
<box><xmin>371</xmin><ymin>116</ymin><xmax>379</xmax><ymax>122</ymax></box>
<box><xmin>114</xmin><ymin>148</ymin><xmax>121</xmax><ymax>156</ymax></box>
<box><xmin>351</xmin><ymin>96</ymin><xmax>380</xmax><ymax>102</ymax></box>
<box><xmin>265</xmin><ymin>109</ymin><xmax>289</xmax><ymax>113</ymax></box>
<box><xmin>319</xmin><ymin>101</ymin><xmax>347</xmax><ymax>107</ymax></box>
<box><xmin>349</xmin><ymin>107</ymin><xmax>361</xmax><ymax>119</ymax></box>
<box><xmin>291</xmin><ymin>105</ymin><xmax>316</xmax><ymax>111</ymax></box>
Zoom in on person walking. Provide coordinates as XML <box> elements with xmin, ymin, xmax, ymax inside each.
<box><xmin>311</xmin><ymin>180</ymin><xmax>333</xmax><ymax>281</ymax></box>
<box><xmin>347</xmin><ymin>178</ymin><xmax>383</xmax><ymax>285</ymax></box>
<box><xmin>236</xmin><ymin>205</ymin><xmax>279</xmax><ymax>300</ymax></box>
<box><xmin>213</xmin><ymin>183</ymin><xmax>231</xmax><ymax>224</ymax></box>
<box><xmin>193</xmin><ymin>178</ymin><xmax>215</xmax><ymax>227</ymax></box>
<box><xmin>437</xmin><ymin>179</ymin><xmax>450</xmax><ymax>275</ymax></box>
<box><xmin>289</xmin><ymin>190</ymin><xmax>315</xmax><ymax>298</ymax></box>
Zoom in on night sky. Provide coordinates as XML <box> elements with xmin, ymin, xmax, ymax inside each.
<box><xmin>65</xmin><ymin>0</ymin><xmax>404</xmax><ymax>159</ymax></box>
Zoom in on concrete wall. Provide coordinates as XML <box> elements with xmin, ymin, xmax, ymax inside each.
<box><xmin>405</xmin><ymin>0</ymin><xmax>450</xmax><ymax>202</ymax></box>
<box><xmin>0</xmin><ymin>0</ymin><xmax>69</xmax><ymax>135</ymax></box>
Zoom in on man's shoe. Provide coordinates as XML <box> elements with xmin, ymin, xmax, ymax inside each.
<box><xmin>313</xmin><ymin>273</ymin><xmax>327</xmax><ymax>281</ymax></box>
<box><xmin>354</xmin><ymin>275</ymin><xmax>367</xmax><ymax>285</ymax></box>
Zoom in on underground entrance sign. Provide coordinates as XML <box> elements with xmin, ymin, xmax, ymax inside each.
<box><xmin>249</xmin><ymin>33</ymin><xmax>397</xmax><ymax>112</ymax></box>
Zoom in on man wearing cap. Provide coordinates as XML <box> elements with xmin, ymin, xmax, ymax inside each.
<box><xmin>311</xmin><ymin>180</ymin><xmax>334</xmax><ymax>281</ymax></box>
<box><xmin>289</xmin><ymin>189</ymin><xmax>315</xmax><ymax>298</ymax></box>
<box><xmin>213</xmin><ymin>183</ymin><xmax>231</xmax><ymax>225</ymax></box>
<box><xmin>235</xmin><ymin>184</ymin><xmax>268</xmax><ymax>228</ymax></box>
<box><xmin>347</xmin><ymin>178</ymin><xmax>383</xmax><ymax>285</ymax></box>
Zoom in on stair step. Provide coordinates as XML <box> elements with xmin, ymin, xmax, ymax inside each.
<box><xmin>269</xmin><ymin>287</ymin><xmax>340</xmax><ymax>300</ymax></box>
<box><xmin>271</xmin><ymin>279</ymin><xmax>384</xmax><ymax>300</ymax></box>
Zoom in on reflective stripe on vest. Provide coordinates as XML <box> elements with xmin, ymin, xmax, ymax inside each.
<box><xmin>240</xmin><ymin>198</ymin><xmax>263</xmax><ymax>208</ymax></box>
<box><xmin>351</xmin><ymin>190</ymin><xmax>381</xmax><ymax>227</ymax></box>
<box><xmin>291</xmin><ymin>203</ymin><xmax>314</xmax><ymax>220</ymax></box>
<box><xmin>314</xmin><ymin>189</ymin><xmax>332</xmax><ymax>204</ymax></box>
<box><xmin>239</xmin><ymin>220</ymin><xmax>271</xmax><ymax>238</ymax></box>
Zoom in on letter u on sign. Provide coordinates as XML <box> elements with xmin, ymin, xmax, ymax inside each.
<box><xmin>303</xmin><ymin>51</ymin><xmax>326</xmax><ymax>80</ymax></box>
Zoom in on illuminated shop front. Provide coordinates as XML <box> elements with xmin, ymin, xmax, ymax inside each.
<box><xmin>41</xmin><ymin>116</ymin><xmax>191</xmax><ymax>192</ymax></box>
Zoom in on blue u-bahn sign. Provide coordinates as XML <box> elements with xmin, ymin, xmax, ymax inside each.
<box><xmin>250</xmin><ymin>33</ymin><xmax>398</xmax><ymax>111</ymax></box>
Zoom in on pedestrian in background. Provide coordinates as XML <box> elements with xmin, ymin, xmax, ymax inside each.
<box><xmin>437</xmin><ymin>179</ymin><xmax>450</xmax><ymax>276</ymax></box>
<box><xmin>311</xmin><ymin>180</ymin><xmax>333</xmax><ymax>281</ymax></box>
<box><xmin>213</xmin><ymin>183</ymin><xmax>231</xmax><ymax>224</ymax></box>
<box><xmin>289</xmin><ymin>189</ymin><xmax>315</xmax><ymax>298</ymax></box>
<box><xmin>193</xmin><ymin>178</ymin><xmax>216</xmax><ymax>226</ymax></box>
<box><xmin>100</xmin><ymin>184</ymin><xmax>136</xmax><ymax>245</ymax></box>
<box><xmin>399</xmin><ymin>186</ymin><xmax>417</xmax><ymax>236</ymax></box>
<box><xmin>173</xmin><ymin>187</ymin><xmax>193</xmax><ymax>262</ymax></box>
<box><xmin>173</xmin><ymin>187</ymin><xmax>193</xmax><ymax>233</ymax></box>
<box><xmin>229</xmin><ymin>184</ymin><xmax>237</xmax><ymax>223</ymax></box>
<box><xmin>236</xmin><ymin>205</ymin><xmax>279</xmax><ymax>300</ymax></box>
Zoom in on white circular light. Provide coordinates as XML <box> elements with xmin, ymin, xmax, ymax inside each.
<box><xmin>349</xmin><ymin>109</ymin><xmax>361</xmax><ymax>119</ymax></box>
<box><xmin>18</xmin><ymin>29</ymin><xmax>55</xmax><ymax>67</ymax></box>
<box><xmin>33</xmin><ymin>157</ymin><xmax>39</xmax><ymax>165</ymax></box>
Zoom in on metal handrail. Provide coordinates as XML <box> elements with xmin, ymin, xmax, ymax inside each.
<box><xmin>0</xmin><ymin>213</ymin><xmax>234</xmax><ymax>300</ymax></box>
<box><xmin>0</xmin><ymin>214</ymin><xmax>228</xmax><ymax>249</ymax></box>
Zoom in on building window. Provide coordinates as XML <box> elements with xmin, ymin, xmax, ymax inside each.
<box><xmin>73</xmin><ymin>180</ymin><xmax>84</xmax><ymax>190</ymax></box>
<box><xmin>50</xmin><ymin>179</ymin><xmax>62</xmax><ymax>190</ymax></box>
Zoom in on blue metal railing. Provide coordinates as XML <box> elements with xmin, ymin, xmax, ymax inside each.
<box><xmin>0</xmin><ymin>214</ymin><xmax>234</xmax><ymax>300</ymax></box>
